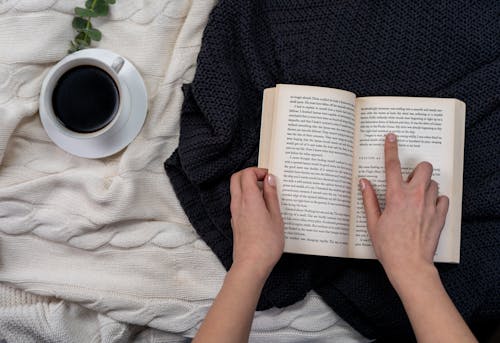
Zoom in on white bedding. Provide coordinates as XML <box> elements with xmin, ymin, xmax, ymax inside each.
<box><xmin>0</xmin><ymin>1</ymin><xmax>367</xmax><ymax>341</ymax></box>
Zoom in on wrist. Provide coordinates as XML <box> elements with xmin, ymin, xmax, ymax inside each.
<box><xmin>230</xmin><ymin>259</ymin><xmax>273</xmax><ymax>286</ymax></box>
<box><xmin>385</xmin><ymin>261</ymin><xmax>440</xmax><ymax>297</ymax></box>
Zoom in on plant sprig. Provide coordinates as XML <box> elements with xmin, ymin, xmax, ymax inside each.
<box><xmin>69</xmin><ymin>0</ymin><xmax>117</xmax><ymax>53</ymax></box>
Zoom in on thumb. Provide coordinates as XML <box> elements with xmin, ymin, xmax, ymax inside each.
<box><xmin>263</xmin><ymin>173</ymin><xmax>281</xmax><ymax>218</ymax></box>
<box><xmin>360</xmin><ymin>179</ymin><xmax>381</xmax><ymax>233</ymax></box>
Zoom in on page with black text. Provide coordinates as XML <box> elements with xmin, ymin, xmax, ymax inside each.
<box><xmin>348</xmin><ymin>97</ymin><xmax>465</xmax><ymax>262</ymax></box>
<box><xmin>267</xmin><ymin>84</ymin><xmax>357</xmax><ymax>257</ymax></box>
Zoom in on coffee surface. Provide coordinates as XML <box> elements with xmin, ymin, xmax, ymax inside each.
<box><xmin>52</xmin><ymin>65</ymin><xmax>119</xmax><ymax>133</ymax></box>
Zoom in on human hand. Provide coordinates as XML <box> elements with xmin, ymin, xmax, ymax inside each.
<box><xmin>193</xmin><ymin>170</ymin><xmax>284</xmax><ymax>343</ymax></box>
<box><xmin>360</xmin><ymin>133</ymin><xmax>449</xmax><ymax>288</ymax></box>
<box><xmin>229</xmin><ymin>167</ymin><xmax>284</xmax><ymax>281</ymax></box>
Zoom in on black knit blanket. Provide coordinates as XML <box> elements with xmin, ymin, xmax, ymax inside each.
<box><xmin>165</xmin><ymin>0</ymin><xmax>500</xmax><ymax>340</ymax></box>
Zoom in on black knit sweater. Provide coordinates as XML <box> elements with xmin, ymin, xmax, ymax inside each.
<box><xmin>165</xmin><ymin>0</ymin><xmax>500</xmax><ymax>340</ymax></box>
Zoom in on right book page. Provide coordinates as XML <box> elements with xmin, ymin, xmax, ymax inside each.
<box><xmin>348</xmin><ymin>97</ymin><xmax>465</xmax><ymax>263</ymax></box>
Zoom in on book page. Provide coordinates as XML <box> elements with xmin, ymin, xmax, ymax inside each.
<box><xmin>349</xmin><ymin>97</ymin><xmax>465</xmax><ymax>262</ymax></box>
<box><xmin>258</xmin><ymin>88</ymin><xmax>276</xmax><ymax>169</ymax></box>
<box><xmin>267</xmin><ymin>84</ymin><xmax>356</xmax><ymax>257</ymax></box>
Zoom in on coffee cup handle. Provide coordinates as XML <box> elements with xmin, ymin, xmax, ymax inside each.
<box><xmin>111</xmin><ymin>57</ymin><xmax>125</xmax><ymax>74</ymax></box>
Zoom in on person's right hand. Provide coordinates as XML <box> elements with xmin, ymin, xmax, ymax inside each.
<box><xmin>359</xmin><ymin>133</ymin><xmax>449</xmax><ymax>287</ymax></box>
<box><xmin>360</xmin><ymin>134</ymin><xmax>478</xmax><ymax>343</ymax></box>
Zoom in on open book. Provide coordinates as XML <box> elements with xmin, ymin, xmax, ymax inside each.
<box><xmin>258</xmin><ymin>84</ymin><xmax>465</xmax><ymax>263</ymax></box>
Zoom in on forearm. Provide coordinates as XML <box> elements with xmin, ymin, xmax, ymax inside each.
<box><xmin>193</xmin><ymin>262</ymin><xmax>267</xmax><ymax>343</ymax></box>
<box><xmin>388</xmin><ymin>264</ymin><xmax>477</xmax><ymax>343</ymax></box>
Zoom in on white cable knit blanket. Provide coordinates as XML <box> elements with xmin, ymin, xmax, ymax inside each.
<box><xmin>0</xmin><ymin>1</ymin><xmax>366</xmax><ymax>341</ymax></box>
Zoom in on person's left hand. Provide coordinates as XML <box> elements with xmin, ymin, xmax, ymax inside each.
<box><xmin>229</xmin><ymin>167</ymin><xmax>284</xmax><ymax>280</ymax></box>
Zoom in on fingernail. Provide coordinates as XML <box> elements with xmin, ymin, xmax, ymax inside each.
<box><xmin>359</xmin><ymin>179</ymin><xmax>366</xmax><ymax>191</ymax></box>
<box><xmin>387</xmin><ymin>133</ymin><xmax>397</xmax><ymax>142</ymax></box>
<box><xmin>267</xmin><ymin>174</ymin><xmax>276</xmax><ymax>187</ymax></box>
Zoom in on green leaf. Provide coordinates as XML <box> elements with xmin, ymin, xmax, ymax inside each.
<box><xmin>75</xmin><ymin>7</ymin><xmax>98</xmax><ymax>17</ymax></box>
<box><xmin>85</xmin><ymin>0</ymin><xmax>94</xmax><ymax>9</ymax></box>
<box><xmin>93</xmin><ymin>1</ymin><xmax>109</xmax><ymax>16</ymax></box>
<box><xmin>84</xmin><ymin>28</ymin><xmax>102</xmax><ymax>41</ymax></box>
<box><xmin>76</xmin><ymin>31</ymin><xmax>91</xmax><ymax>45</ymax></box>
<box><xmin>75</xmin><ymin>31</ymin><xmax>87</xmax><ymax>40</ymax></box>
<box><xmin>68</xmin><ymin>41</ymin><xmax>77</xmax><ymax>53</ymax></box>
<box><xmin>72</xmin><ymin>17</ymin><xmax>89</xmax><ymax>30</ymax></box>
<box><xmin>105</xmin><ymin>0</ymin><xmax>116</xmax><ymax>4</ymax></box>
<box><xmin>76</xmin><ymin>38</ymin><xmax>90</xmax><ymax>47</ymax></box>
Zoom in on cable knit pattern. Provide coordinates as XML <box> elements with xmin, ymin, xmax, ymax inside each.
<box><xmin>0</xmin><ymin>281</ymin><xmax>363</xmax><ymax>343</ymax></box>
<box><xmin>165</xmin><ymin>0</ymin><xmax>500</xmax><ymax>340</ymax></box>
<box><xmin>0</xmin><ymin>1</ymin><xmax>368</xmax><ymax>341</ymax></box>
<box><xmin>0</xmin><ymin>0</ymin><xmax>203</xmax><ymax>248</ymax></box>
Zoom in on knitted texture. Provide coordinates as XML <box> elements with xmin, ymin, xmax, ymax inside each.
<box><xmin>165</xmin><ymin>0</ymin><xmax>500</xmax><ymax>340</ymax></box>
<box><xmin>0</xmin><ymin>283</ymin><xmax>53</xmax><ymax>307</ymax></box>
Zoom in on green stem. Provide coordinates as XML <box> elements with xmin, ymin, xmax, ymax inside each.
<box><xmin>83</xmin><ymin>0</ymin><xmax>99</xmax><ymax>45</ymax></box>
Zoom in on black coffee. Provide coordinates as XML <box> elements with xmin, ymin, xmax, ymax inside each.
<box><xmin>52</xmin><ymin>65</ymin><xmax>119</xmax><ymax>133</ymax></box>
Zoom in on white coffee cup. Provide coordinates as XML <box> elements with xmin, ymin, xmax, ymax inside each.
<box><xmin>39</xmin><ymin>48</ymin><xmax>147</xmax><ymax>158</ymax></box>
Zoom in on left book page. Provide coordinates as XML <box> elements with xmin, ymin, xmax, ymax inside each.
<box><xmin>258</xmin><ymin>84</ymin><xmax>357</xmax><ymax>257</ymax></box>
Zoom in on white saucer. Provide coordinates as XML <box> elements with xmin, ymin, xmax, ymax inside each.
<box><xmin>39</xmin><ymin>49</ymin><xmax>148</xmax><ymax>159</ymax></box>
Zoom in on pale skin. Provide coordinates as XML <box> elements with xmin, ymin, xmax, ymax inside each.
<box><xmin>193</xmin><ymin>133</ymin><xmax>477</xmax><ymax>343</ymax></box>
